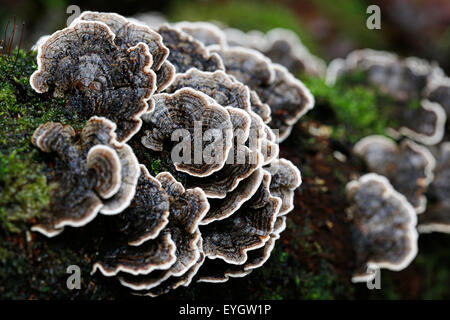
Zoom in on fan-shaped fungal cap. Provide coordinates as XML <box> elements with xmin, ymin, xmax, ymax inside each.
<box><xmin>30</xmin><ymin>21</ymin><xmax>156</xmax><ymax>142</ymax></box>
<box><xmin>166</xmin><ymin>69</ymin><xmax>252</xmax><ymax>113</ymax></box>
<box><xmin>263</xmin><ymin>28</ymin><xmax>326</xmax><ymax>77</ymax></box>
<box><xmin>354</xmin><ymin>135</ymin><xmax>435</xmax><ymax>213</ymax></box>
<box><xmin>30</xmin><ymin>117</ymin><xmax>140</xmax><ymax>237</ymax></box>
<box><xmin>201</xmin><ymin>170</ymin><xmax>281</xmax><ymax>264</ymax></box>
<box><xmin>182</xmin><ymin>107</ymin><xmax>262</xmax><ymax>198</ymax></box>
<box><xmin>249</xmin><ymin>90</ymin><xmax>271</xmax><ymax>124</ymax></box>
<box><xmin>72</xmin><ymin>11</ymin><xmax>175</xmax><ymax>91</ymax></box>
<box><xmin>140</xmin><ymin>88</ymin><xmax>233</xmax><ymax>177</ymax></box>
<box><xmin>197</xmin><ymin>216</ymin><xmax>286</xmax><ymax>283</ymax></box>
<box><xmin>200</xmin><ymin>167</ymin><xmax>265</xmax><ymax>225</ymax></box>
<box><xmin>115</xmin><ymin>172</ymin><xmax>209</xmax><ymax>291</ymax></box>
<box><xmin>346</xmin><ymin>173</ymin><xmax>418</xmax><ymax>283</ymax></box>
<box><xmin>418</xmin><ymin>142</ymin><xmax>450</xmax><ymax>234</ymax></box>
<box><xmin>107</xmin><ymin>165</ymin><xmax>170</xmax><ymax>246</ymax></box>
<box><xmin>254</xmin><ymin>64</ymin><xmax>315</xmax><ymax>142</ymax></box>
<box><xmin>175</xmin><ymin>21</ymin><xmax>227</xmax><ymax>48</ymax></box>
<box><xmin>92</xmin><ymin>233</ymin><xmax>177</xmax><ymax>276</ymax></box>
<box><xmin>265</xmin><ymin>158</ymin><xmax>302</xmax><ymax>216</ymax></box>
<box><xmin>210</xmin><ymin>46</ymin><xmax>275</xmax><ymax>90</ymax></box>
<box><xmin>156</xmin><ymin>25</ymin><xmax>224</xmax><ymax>74</ymax></box>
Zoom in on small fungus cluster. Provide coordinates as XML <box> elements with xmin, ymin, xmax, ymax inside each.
<box><xmin>329</xmin><ymin>49</ymin><xmax>450</xmax><ymax>281</ymax></box>
<box><xmin>29</xmin><ymin>12</ymin><xmax>309</xmax><ymax>296</ymax></box>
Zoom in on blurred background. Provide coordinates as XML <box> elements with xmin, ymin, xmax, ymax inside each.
<box><xmin>1</xmin><ymin>0</ymin><xmax>449</xmax><ymax>73</ymax></box>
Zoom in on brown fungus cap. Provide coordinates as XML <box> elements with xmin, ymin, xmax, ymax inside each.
<box><xmin>354</xmin><ymin>135</ymin><xmax>435</xmax><ymax>213</ymax></box>
<box><xmin>157</xmin><ymin>25</ymin><xmax>224</xmax><ymax>74</ymax></box>
<box><xmin>201</xmin><ymin>170</ymin><xmax>281</xmax><ymax>264</ymax></box>
<box><xmin>72</xmin><ymin>11</ymin><xmax>175</xmax><ymax>91</ymax></box>
<box><xmin>140</xmin><ymin>88</ymin><xmax>233</xmax><ymax>177</ymax></box>
<box><xmin>30</xmin><ymin>21</ymin><xmax>156</xmax><ymax>142</ymax></box>
<box><xmin>31</xmin><ymin>117</ymin><xmax>140</xmax><ymax>237</ymax></box>
<box><xmin>346</xmin><ymin>174</ymin><xmax>418</xmax><ymax>283</ymax></box>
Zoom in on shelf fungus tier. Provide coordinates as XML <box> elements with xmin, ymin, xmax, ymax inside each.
<box><xmin>354</xmin><ymin>135</ymin><xmax>436</xmax><ymax>213</ymax></box>
<box><xmin>30</xmin><ymin>21</ymin><xmax>157</xmax><ymax>143</ymax></box>
<box><xmin>140</xmin><ymin>88</ymin><xmax>234</xmax><ymax>177</ymax></box>
<box><xmin>197</xmin><ymin>216</ymin><xmax>286</xmax><ymax>283</ymax></box>
<box><xmin>264</xmin><ymin>158</ymin><xmax>302</xmax><ymax>216</ymax></box>
<box><xmin>164</xmin><ymin>69</ymin><xmax>264</xmax><ymax>197</ymax></box>
<box><xmin>419</xmin><ymin>143</ymin><xmax>450</xmax><ymax>234</ymax></box>
<box><xmin>346</xmin><ymin>174</ymin><xmax>418</xmax><ymax>283</ymax></box>
<box><xmin>212</xmin><ymin>46</ymin><xmax>314</xmax><ymax>142</ymax></box>
<box><xmin>200</xmin><ymin>170</ymin><xmax>281</xmax><ymax>265</ymax></box>
<box><xmin>30</xmin><ymin>117</ymin><xmax>140</xmax><ymax>237</ymax></box>
<box><xmin>96</xmin><ymin>172</ymin><xmax>209</xmax><ymax>293</ymax></box>
<box><xmin>156</xmin><ymin>25</ymin><xmax>224</xmax><ymax>74</ymax></box>
<box><xmin>72</xmin><ymin>11</ymin><xmax>175</xmax><ymax>92</ymax></box>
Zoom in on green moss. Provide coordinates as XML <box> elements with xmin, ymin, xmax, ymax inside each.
<box><xmin>301</xmin><ymin>73</ymin><xmax>403</xmax><ymax>143</ymax></box>
<box><xmin>0</xmin><ymin>50</ymin><xmax>87</xmax><ymax>234</ymax></box>
<box><xmin>168</xmin><ymin>0</ymin><xmax>319</xmax><ymax>55</ymax></box>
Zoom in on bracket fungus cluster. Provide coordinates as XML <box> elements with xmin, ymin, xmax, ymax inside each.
<box><xmin>28</xmin><ymin>11</ymin><xmax>311</xmax><ymax>296</ymax></box>
<box><xmin>327</xmin><ymin>49</ymin><xmax>447</xmax><ymax>146</ymax></box>
<box><xmin>342</xmin><ymin>50</ymin><xmax>450</xmax><ymax>280</ymax></box>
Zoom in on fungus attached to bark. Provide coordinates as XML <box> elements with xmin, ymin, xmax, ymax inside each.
<box><xmin>30</xmin><ymin>21</ymin><xmax>156</xmax><ymax>142</ymax></box>
<box><xmin>156</xmin><ymin>25</ymin><xmax>224</xmax><ymax>74</ymax></box>
<box><xmin>72</xmin><ymin>11</ymin><xmax>175</xmax><ymax>91</ymax></box>
<box><xmin>354</xmin><ymin>135</ymin><xmax>435</xmax><ymax>213</ymax></box>
<box><xmin>346</xmin><ymin>174</ymin><xmax>418</xmax><ymax>283</ymax></box>
<box><xmin>31</xmin><ymin>117</ymin><xmax>140</xmax><ymax>237</ymax></box>
<box><xmin>140</xmin><ymin>88</ymin><xmax>233</xmax><ymax>177</ymax></box>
